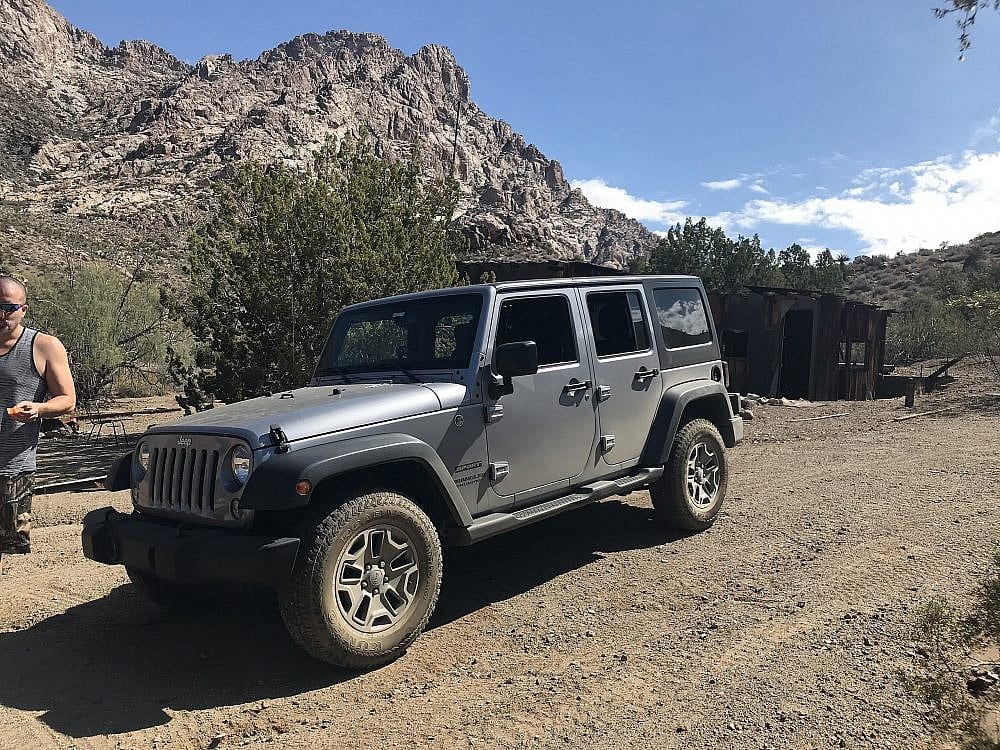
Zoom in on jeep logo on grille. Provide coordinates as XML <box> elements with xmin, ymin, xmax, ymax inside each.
<box><xmin>177</xmin><ymin>437</ymin><xmax>192</xmax><ymax>447</ymax></box>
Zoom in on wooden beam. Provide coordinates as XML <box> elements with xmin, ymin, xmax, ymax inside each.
<box><xmin>788</xmin><ymin>412</ymin><xmax>850</xmax><ymax>422</ymax></box>
<box><xmin>34</xmin><ymin>475</ymin><xmax>108</xmax><ymax>495</ymax></box>
<box><xmin>893</xmin><ymin>408</ymin><xmax>951</xmax><ymax>422</ymax></box>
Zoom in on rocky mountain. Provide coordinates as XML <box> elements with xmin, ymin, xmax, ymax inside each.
<box><xmin>0</xmin><ymin>0</ymin><xmax>656</xmax><ymax>274</ymax></box>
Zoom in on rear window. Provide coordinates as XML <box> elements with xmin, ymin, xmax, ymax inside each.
<box><xmin>652</xmin><ymin>288</ymin><xmax>712</xmax><ymax>349</ymax></box>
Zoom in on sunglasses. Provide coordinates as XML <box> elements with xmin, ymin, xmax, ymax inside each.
<box><xmin>0</xmin><ymin>303</ymin><xmax>24</xmax><ymax>314</ymax></box>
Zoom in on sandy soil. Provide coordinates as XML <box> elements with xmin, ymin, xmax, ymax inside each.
<box><xmin>1</xmin><ymin>362</ymin><xmax>998</xmax><ymax>750</ymax></box>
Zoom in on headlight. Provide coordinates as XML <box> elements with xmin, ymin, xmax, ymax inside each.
<box><xmin>138</xmin><ymin>442</ymin><xmax>151</xmax><ymax>471</ymax></box>
<box><xmin>231</xmin><ymin>445</ymin><xmax>252</xmax><ymax>486</ymax></box>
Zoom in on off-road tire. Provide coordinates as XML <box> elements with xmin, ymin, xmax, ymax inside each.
<box><xmin>650</xmin><ymin>418</ymin><xmax>729</xmax><ymax>531</ymax></box>
<box><xmin>278</xmin><ymin>489</ymin><xmax>442</xmax><ymax>669</ymax></box>
<box><xmin>126</xmin><ymin>566</ymin><xmax>201</xmax><ymax>610</ymax></box>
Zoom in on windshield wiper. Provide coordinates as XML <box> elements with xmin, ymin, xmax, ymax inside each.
<box><xmin>392</xmin><ymin>366</ymin><xmax>423</xmax><ymax>383</ymax></box>
<box><xmin>317</xmin><ymin>366</ymin><xmax>354</xmax><ymax>383</ymax></box>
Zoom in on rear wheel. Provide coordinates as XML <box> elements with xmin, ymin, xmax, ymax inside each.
<box><xmin>279</xmin><ymin>489</ymin><xmax>442</xmax><ymax>669</ymax></box>
<box><xmin>650</xmin><ymin>418</ymin><xmax>729</xmax><ymax>531</ymax></box>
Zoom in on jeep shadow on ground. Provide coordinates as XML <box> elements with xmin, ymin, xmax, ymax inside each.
<box><xmin>0</xmin><ymin>497</ymin><xmax>683</xmax><ymax>739</ymax></box>
<box><xmin>432</xmin><ymin>498</ymin><xmax>688</xmax><ymax>627</ymax></box>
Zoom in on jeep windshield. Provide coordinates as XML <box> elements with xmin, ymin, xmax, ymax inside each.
<box><xmin>314</xmin><ymin>292</ymin><xmax>483</xmax><ymax>378</ymax></box>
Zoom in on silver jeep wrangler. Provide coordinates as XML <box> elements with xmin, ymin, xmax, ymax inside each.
<box><xmin>84</xmin><ymin>276</ymin><xmax>742</xmax><ymax>668</ymax></box>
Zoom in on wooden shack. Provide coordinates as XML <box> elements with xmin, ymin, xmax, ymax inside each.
<box><xmin>710</xmin><ymin>286</ymin><xmax>889</xmax><ymax>401</ymax></box>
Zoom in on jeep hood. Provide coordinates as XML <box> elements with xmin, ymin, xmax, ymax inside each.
<box><xmin>145</xmin><ymin>382</ymin><xmax>467</xmax><ymax>448</ymax></box>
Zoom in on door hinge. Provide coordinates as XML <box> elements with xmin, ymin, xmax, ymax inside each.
<box><xmin>600</xmin><ymin>434</ymin><xmax>616</xmax><ymax>453</ymax></box>
<box><xmin>485</xmin><ymin>403</ymin><xmax>504</xmax><ymax>423</ymax></box>
<box><xmin>489</xmin><ymin>461</ymin><xmax>509</xmax><ymax>481</ymax></box>
<box><xmin>596</xmin><ymin>384</ymin><xmax>612</xmax><ymax>402</ymax></box>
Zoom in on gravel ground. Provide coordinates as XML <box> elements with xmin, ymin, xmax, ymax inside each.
<box><xmin>1</xmin><ymin>362</ymin><xmax>998</xmax><ymax>750</ymax></box>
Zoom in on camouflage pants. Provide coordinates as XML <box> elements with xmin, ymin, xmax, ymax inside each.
<box><xmin>0</xmin><ymin>473</ymin><xmax>32</xmax><ymax>554</ymax></box>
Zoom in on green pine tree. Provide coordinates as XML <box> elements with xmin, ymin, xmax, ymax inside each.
<box><xmin>182</xmin><ymin>137</ymin><xmax>463</xmax><ymax>403</ymax></box>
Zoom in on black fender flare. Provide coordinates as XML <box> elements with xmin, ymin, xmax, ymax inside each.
<box><xmin>240</xmin><ymin>433</ymin><xmax>473</xmax><ymax>527</ymax></box>
<box><xmin>105</xmin><ymin>451</ymin><xmax>134</xmax><ymax>492</ymax></box>
<box><xmin>640</xmin><ymin>381</ymin><xmax>736</xmax><ymax>466</ymax></box>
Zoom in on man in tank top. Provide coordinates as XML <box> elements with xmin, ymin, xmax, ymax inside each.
<box><xmin>0</xmin><ymin>275</ymin><xmax>76</xmax><ymax>555</ymax></box>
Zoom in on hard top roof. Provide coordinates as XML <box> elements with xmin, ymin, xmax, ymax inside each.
<box><xmin>490</xmin><ymin>275</ymin><xmax>700</xmax><ymax>292</ymax></box>
<box><xmin>340</xmin><ymin>275</ymin><xmax>703</xmax><ymax>311</ymax></box>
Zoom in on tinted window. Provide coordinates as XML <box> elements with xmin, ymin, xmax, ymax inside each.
<box><xmin>496</xmin><ymin>295</ymin><xmax>576</xmax><ymax>367</ymax></box>
<box><xmin>317</xmin><ymin>293</ymin><xmax>482</xmax><ymax>373</ymax></box>
<box><xmin>652</xmin><ymin>288</ymin><xmax>712</xmax><ymax>349</ymax></box>
<box><xmin>587</xmin><ymin>290</ymin><xmax>651</xmax><ymax>357</ymax></box>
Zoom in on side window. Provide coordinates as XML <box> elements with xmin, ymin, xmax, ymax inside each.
<box><xmin>839</xmin><ymin>340</ymin><xmax>867</xmax><ymax>366</ymax></box>
<box><xmin>496</xmin><ymin>295</ymin><xmax>577</xmax><ymax>367</ymax></box>
<box><xmin>587</xmin><ymin>290</ymin><xmax>651</xmax><ymax>357</ymax></box>
<box><xmin>652</xmin><ymin>288</ymin><xmax>712</xmax><ymax>349</ymax></box>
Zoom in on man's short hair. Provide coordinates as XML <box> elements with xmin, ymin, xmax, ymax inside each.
<box><xmin>0</xmin><ymin>275</ymin><xmax>27</xmax><ymax>303</ymax></box>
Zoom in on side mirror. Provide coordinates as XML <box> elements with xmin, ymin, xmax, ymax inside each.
<box><xmin>495</xmin><ymin>341</ymin><xmax>538</xmax><ymax>378</ymax></box>
<box><xmin>490</xmin><ymin>341</ymin><xmax>538</xmax><ymax>398</ymax></box>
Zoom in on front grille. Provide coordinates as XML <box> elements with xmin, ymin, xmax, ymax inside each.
<box><xmin>136</xmin><ymin>434</ymin><xmax>249</xmax><ymax>525</ymax></box>
<box><xmin>148</xmin><ymin>446</ymin><xmax>221</xmax><ymax>514</ymax></box>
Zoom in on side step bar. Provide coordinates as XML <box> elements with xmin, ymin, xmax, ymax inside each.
<box><xmin>446</xmin><ymin>467</ymin><xmax>663</xmax><ymax>546</ymax></box>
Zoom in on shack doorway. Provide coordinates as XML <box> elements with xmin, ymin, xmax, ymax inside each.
<box><xmin>779</xmin><ymin>310</ymin><xmax>813</xmax><ymax>398</ymax></box>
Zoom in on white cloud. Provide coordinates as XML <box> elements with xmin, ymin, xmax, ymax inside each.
<box><xmin>799</xmin><ymin>244</ymin><xmax>831</xmax><ymax>261</ymax></box>
<box><xmin>715</xmin><ymin>150</ymin><xmax>1000</xmax><ymax>255</ymax></box>
<box><xmin>702</xmin><ymin>178</ymin><xmax>742</xmax><ymax>191</ymax></box>
<box><xmin>571</xmin><ymin>178</ymin><xmax>687</xmax><ymax>224</ymax></box>
<box><xmin>971</xmin><ymin>109</ymin><xmax>1000</xmax><ymax>148</ymax></box>
<box><xmin>749</xmin><ymin>183</ymin><xmax>769</xmax><ymax>195</ymax></box>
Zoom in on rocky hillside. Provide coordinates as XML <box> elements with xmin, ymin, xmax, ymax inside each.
<box><xmin>0</xmin><ymin>0</ymin><xmax>656</xmax><ymax>274</ymax></box>
<box><xmin>846</xmin><ymin>231</ymin><xmax>1000</xmax><ymax>308</ymax></box>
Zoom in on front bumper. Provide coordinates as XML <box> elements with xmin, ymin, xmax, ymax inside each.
<box><xmin>81</xmin><ymin>507</ymin><xmax>299</xmax><ymax>586</ymax></box>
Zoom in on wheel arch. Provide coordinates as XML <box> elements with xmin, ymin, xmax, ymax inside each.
<box><xmin>241</xmin><ymin>433</ymin><xmax>472</xmax><ymax>529</ymax></box>
<box><xmin>641</xmin><ymin>381</ymin><xmax>737</xmax><ymax>466</ymax></box>
<box><xmin>309</xmin><ymin>460</ymin><xmax>458</xmax><ymax>532</ymax></box>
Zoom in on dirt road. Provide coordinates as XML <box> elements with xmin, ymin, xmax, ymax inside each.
<box><xmin>2</xmin><ymin>369</ymin><xmax>998</xmax><ymax>750</ymax></box>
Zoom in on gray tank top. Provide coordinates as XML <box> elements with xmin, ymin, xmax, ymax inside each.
<box><xmin>0</xmin><ymin>328</ymin><xmax>49</xmax><ymax>475</ymax></box>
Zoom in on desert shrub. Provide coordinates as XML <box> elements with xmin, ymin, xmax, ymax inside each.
<box><xmin>949</xmin><ymin>291</ymin><xmax>1000</xmax><ymax>382</ymax></box>
<box><xmin>27</xmin><ymin>260</ymin><xmax>179</xmax><ymax>403</ymax></box>
<box><xmin>906</xmin><ymin>545</ymin><xmax>1000</xmax><ymax>749</ymax></box>
<box><xmin>884</xmin><ymin>294</ymin><xmax>972</xmax><ymax>364</ymax></box>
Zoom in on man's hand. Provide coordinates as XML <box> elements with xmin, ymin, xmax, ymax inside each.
<box><xmin>7</xmin><ymin>402</ymin><xmax>40</xmax><ymax>422</ymax></box>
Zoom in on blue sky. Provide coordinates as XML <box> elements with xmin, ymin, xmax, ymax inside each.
<box><xmin>48</xmin><ymin>0</ymin><xmax>1000</xmax><ymax>258</ymax></box>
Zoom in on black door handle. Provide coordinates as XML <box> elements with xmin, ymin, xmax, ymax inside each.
<box><xmin>563</xmin><ymin>379</ymin><xmax>592</xmax><ymax>395</ymax></box>
<box><xmin>634</xmin><ymin>368</ymin><xmax>660</xmax><ymax>381</ymax></box>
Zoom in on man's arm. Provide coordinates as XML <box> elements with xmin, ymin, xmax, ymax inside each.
<box><xmin>11</xmin><ymin>333</ymin><xmax>76</xmax><ymax>421</ymax></box>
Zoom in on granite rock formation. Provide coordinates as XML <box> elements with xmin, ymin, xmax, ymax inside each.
<box><xmin>0</xmin><ymin>0</ymin><xmax>656</xmax><ymax>271</ymax></box>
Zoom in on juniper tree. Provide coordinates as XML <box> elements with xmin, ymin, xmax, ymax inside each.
<box><xmin>182</xmin><ymin>137</ymin><xmax>463</xmax><ymax>402</ymax></box>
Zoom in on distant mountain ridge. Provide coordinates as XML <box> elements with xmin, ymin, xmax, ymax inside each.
<box><xmin>0</xmin><ymin>0</ymin><xmax>656</xmax><ymax>272</ymax></box>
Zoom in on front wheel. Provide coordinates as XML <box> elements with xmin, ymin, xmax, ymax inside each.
<box><xmin>279</xmin><ymin>489</ymin><xmax>442</xmax><ymax>669</ymax></box>
<box><xmin>650</xmin><ymin>418</ymin><xmax>729</xmax><ymax>531</ymax></box>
